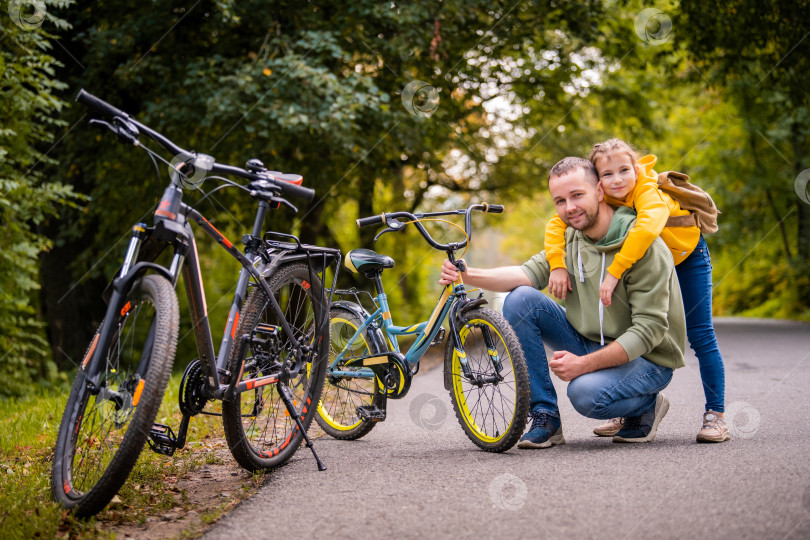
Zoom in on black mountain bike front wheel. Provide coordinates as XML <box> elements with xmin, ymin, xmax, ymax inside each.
<box><xmin>51</xmin><ymin>274</ymin><xmax>179</xmax><ymax>517</ymax></box>
<box><xmin>222</xmin><ymin>263</ymin><xmax>328</xmax><ymax>471</ymax></box>
<box><xmin>446</xmin><ymin>307</ymin><xmax>530</xmax><ymax>453</ymax></box>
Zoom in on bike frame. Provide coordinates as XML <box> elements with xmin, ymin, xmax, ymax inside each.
<box><xmin>330</xmin><ymin>280</ymin><xmax>474</xmax><ymax>382</ymax></box>
<box><xmin>82</xmin><ymin>179</ymin><xmax>339</xmax><ymax>402</ymax></box>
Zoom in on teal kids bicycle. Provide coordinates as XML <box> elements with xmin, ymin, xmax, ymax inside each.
<box><xmin>315</xmin><ymin>203</ymin><xmax>530</xmax><ymax>452</ymax></box>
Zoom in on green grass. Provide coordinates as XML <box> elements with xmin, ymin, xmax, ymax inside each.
<box><xmin>0</xmin><ymin>370</ymin><xmax>236</xmax><ymax>539</ymax></box>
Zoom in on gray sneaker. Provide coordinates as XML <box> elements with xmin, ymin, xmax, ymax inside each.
<box><xmin>593</xmin><ymin>417</ymin><xmax>624</xmax><ymax>437</ymax></box>
<box><xmin>613</xmin><ymin>394</ymin><xmax>670</xmax><ymax>443</ymax></box>
<box><xmin>696</xmin><ymin>410</ymin><xmax>731</xmax><ymax>443</ymax></box>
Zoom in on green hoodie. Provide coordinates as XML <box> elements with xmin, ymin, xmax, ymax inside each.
<box><xmin>521</xmin><ymin>206</ymin><xmax>686</xmax><ymax>370</ymax></box>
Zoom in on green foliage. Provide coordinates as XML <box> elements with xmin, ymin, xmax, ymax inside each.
<box><xmin>677</xmin><ymin>0</ymin><xmax>810</xmax><ymax>307</ymax></box>
<box><xmin>0</xmin><ymin>0</ymin><xmax>81</xmax><ymax>396</ymax></box>
<box><xmin>43</xmin><ymin>0</ymin><xmax>610</xmax><ymax>359</ymax></box>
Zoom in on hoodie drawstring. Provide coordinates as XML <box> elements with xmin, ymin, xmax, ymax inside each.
<box><xmin>577</xmin><ymin>237</ymin><xmax>606</xmax><ymax>346</ymax></box>
<box><xmin>598</xmin><ymin>252</ymin><xmax>605</xmax><ymax>346</ymax></box>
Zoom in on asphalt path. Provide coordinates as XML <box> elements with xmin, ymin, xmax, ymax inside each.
<box><xmin>204</xmin><ymin>318</ymin><xmax>810</xmax><ymax>540</ymax></box>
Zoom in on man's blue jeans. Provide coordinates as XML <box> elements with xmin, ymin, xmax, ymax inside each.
<box><xmin>502</xmin><ymin>286</ymin><xmax>673</xmax><ymax>419</ymax></box>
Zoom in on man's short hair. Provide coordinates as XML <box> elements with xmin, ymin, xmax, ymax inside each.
<box><xmin>549</xmin><ymin>157</ymin><xmax>599</xmax><ymax>186</ymax></box>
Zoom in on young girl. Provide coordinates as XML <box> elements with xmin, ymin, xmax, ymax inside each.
<box><xmin>544</xmin><ymin>138</ymin><xmax>729</xmax><ymax>443</ymax></box>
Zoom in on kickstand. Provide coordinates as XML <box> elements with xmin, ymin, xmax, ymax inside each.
<box><xmin>278</xmin><ymin>383</ymin><xmax>327</xmax><ymax>471</ymax></box>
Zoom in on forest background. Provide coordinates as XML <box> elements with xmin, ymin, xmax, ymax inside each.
<box><xmin>2</xmin><ymin>0</ymin><xmax>809</xmax><ymax>396</ymax></box>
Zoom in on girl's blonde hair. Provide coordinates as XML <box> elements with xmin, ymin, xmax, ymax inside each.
<box><xmin>588</xmin><ymin>138</ymin><xmax>639</xmax><ymax>168</ymax></box>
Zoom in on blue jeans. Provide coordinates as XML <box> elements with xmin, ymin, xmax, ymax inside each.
<box><xmin>502</xmin><ymin>286</ymin><xmax>673</xmax><ymax>419</ymax></box>
<box><xmin>676</xmin><ymin>235</ymin><xmax>726</xmax><ymax>412</ymax></box>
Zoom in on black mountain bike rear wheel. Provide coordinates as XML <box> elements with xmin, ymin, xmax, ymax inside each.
<box><xmin>51</xmin><ymin>275</ymin><xmax>179</xmax><ymax>517</ymax></box>
<box><xmin>222</xmin><ymin>263</ymin><xmax>328</xmax><ymax>471</ymax></box>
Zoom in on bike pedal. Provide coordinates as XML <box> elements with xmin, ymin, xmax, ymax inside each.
<box><xmin>356</xmin><ymin>405</ymin><xmax>386</xmax><ymax>422</ymax></box>
<box><xmin>147</xmin><ymin>423</ymin><xmax>178</xmax><ymax>456</ymax></box>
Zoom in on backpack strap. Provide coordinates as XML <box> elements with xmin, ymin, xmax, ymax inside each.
<box><xmin>665</xmin><ymin>213</ymin><xmax>698</xmax><ymax>228</ymax></box>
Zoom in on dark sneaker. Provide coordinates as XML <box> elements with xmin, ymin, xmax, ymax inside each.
<box><xmin>613</xmin><ymin>393</ymin><xmax>670</xmax><ymax>443</ymax></box>
<box><xmin>696</xmin><ymin>410</ymin><xmax>731</xmax><ymax>443</ymax></box>
<box><xmin>517</xmin><ymin>411</ymin><xmax>565</xmax><ymax>449</ymax></box>
<box><xmin>593</xmin><ymin>417</ymin><xmax>624</xmax><ymax>437</ymax></box>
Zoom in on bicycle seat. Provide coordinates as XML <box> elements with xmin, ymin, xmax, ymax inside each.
<box><xmin>345</xmin><ymin>249</ymin><xmax>395</xmax><ymax>275</ymax></box>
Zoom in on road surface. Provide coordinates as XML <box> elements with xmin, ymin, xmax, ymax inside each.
<box><xmin>204</xmin><ymin>317</ymin><xmax>810</xmax><ymax>539</ymax></box>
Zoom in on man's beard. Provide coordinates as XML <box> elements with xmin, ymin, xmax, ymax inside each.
<box><xmin>562</xmin><ymin>202</ymin><xmax>600</xmax><ymax>232</ymax></box>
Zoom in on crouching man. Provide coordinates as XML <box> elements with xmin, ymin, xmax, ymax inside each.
<box><xmin>439</xmin><ymin>157</ymin><xmax>686</xmax><ymax>448</ymax></box>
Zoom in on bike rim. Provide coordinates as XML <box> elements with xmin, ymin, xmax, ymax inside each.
<box><xmin>240</xmin><ymin>277</ymin><xmax>315</xmax><ymax>457</ymax></box>
<box><xmin>68</xmin><ymin>299</ymin><xmax>155</xmax><ymax>495</ymax></box>
<box><xmin>318</xmin><ymin>316</ymin><xmax>376</xmax><ymax>431</ymax></box>
<box><xmin>452</xmin><ymin>319</ymin><xmax>518</xmax><ymax>443</ymax></box>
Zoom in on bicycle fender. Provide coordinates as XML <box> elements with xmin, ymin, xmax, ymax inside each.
<box><xmin>332</xmin><ymin>300</ymin><xmax>387</xmax><ymax>353</ymax></box>
<box><xmin>112</xmin><ymin>262</ymin><xmax>174</xmax><ymax>296</ymax></box>
<box><xmin>256</xmin><ymin>249</ymin><xmax>339</xmax><ymax>279</ymax></box>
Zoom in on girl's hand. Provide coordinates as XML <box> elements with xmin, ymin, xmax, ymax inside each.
<box><xmin>548</xmin><ymin>268</ymin><xmax>572</xmax><ymax>300</ymax></box>
<box><xmin>600</xmin><ymin>274</ymin><xmax>620</xmax><ymax>306</ymax></box>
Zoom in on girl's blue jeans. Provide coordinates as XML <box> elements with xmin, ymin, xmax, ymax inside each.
<box><xmin>503</xmin><ymin>286</ymin><xmax>673</xmax><ymax>420</ymax></box>
<box><xmin>676</xmin><ymin>235</ymin><xmax>726</xmax><ymax>412</ymax></box>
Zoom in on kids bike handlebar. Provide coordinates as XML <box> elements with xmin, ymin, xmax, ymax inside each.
<box><xmin>355</xmin><ymin>202</ymin><xmax>504</xmax><ymax>252</ymax></box>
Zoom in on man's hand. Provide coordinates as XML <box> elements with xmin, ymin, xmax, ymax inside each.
<box><xmin>600</xmin><ymin>273</ymin><xmax>620</xmax><ymax>307</ymax></box>
<box><xmin>548</xmin><ymin>350</ymin><xmax>589</xmax><ymax>381</ymax></box>
<box><xmin>548</xmin><ymin>268</ymin><xmax>572</xmax><ymax>300</ymax></box>
<box><xmin>439</xmin><ymin>259</ymin><xmax>463</xmax><ymax>285</ymax></box>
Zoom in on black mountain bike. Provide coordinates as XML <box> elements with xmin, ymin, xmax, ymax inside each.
<box><xmin>51</xmin><ymin>90</ymin><xmax>339</xmax><ymax>517</ymax></box>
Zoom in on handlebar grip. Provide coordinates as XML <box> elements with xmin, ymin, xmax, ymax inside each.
<box><xmin>356</xmin><ymin>214</ymin><xmax>385</xmax><ymax>228</ymax></box>
<box><xmin>76</xmin><ymin>89</ymin><xmax>129</xmax><ymax>119</ymax></box>
<box><xmin>277</xmin><ymin>180</ymin><xmax>315</xmax><ymax>202</ymax></box>
<box><xmin>484</xmin><ymin>204</ymin><xmax>504</xmax><ymax>213</ymax></box>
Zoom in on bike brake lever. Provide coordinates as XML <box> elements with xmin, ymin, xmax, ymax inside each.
<box><xmin>374</xmin><ymin>227</ymin><xmax>397</xmax><ymax>242</ymax></box>
<box><xmin>269</xmin><ymin>196</ymin><xmax>298</xmax><ymax>214</ymax></box>
<box><xmin>373</xmin><ymin>218</ymin><xmax>406</xmax><ymax>242</ymax></box>
<box><xmin>89</xmin><ymin>118</ymin><xmax>115</xmax><ymax>132</ymax></box>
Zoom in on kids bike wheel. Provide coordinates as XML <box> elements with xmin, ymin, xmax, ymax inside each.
<box><xmin>315</xmin><ymin>305</ymin><xmax>382</xmax><ymax>440</ymax></box>
<box><xmin>222</xmin><ymin>263</ymin><xmax>328</xmax><ymax>471</ymax></box>
<box><xmin>51</xmin><ymin>275</ymin><xmax>179</xmax><ymax>517</ymax></box>
<box><xmin>446</xmin><ymin>307</ymin><xmax>530</xmax><ymax>453</ymax></box>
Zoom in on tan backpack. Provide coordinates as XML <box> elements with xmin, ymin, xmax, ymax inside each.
<box><xmin>658</xmin><ymin>171</ymin><xmax>720</xmax><ymax>234</ymax></box>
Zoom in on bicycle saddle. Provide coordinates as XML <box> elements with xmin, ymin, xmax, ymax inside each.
<box><xmin>344</xmin><ymin>248</ymin><xmax>395</xmax><ymax>275</ymax></box>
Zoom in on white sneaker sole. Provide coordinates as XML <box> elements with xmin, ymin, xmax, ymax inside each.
<box><xmin>613</xmin><ymin>394</ymin><xmax>670</xmax><ymax>443</ymax></box>
<box><xmin>517</xmin><ymin>431</ymin><xmax>566</xmax><ymax>449</ymax></box>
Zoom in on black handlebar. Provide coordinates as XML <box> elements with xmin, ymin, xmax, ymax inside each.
<box><xmin>75</xmin><ymin>89</ymin><xmax>314</xmax><ymax>202</ymax></box>
<box><xmin>355</xmin><ymin>214</ymin><xmax>385</xmax><ymax>228</ymax></box>
<box><xmin>77</xmin><ymin>89</ymin><xmax>129</xmax><ymax>120</ymax></box>
<box><xmin>356</xmin><ymin>203</ymin><xmax>504</xmax><ymax>252</ymax></box>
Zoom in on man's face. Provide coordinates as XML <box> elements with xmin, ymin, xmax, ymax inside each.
<box><xmin>549</xmin><ymin>167</ymin><xmax>603</xmax><ymax>231</ymax></box>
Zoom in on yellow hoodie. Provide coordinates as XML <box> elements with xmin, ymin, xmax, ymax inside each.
<box><xmin>544</xmin><ymin>155</ymin><xmax>701</xmax><ymax>278</ymax></box>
